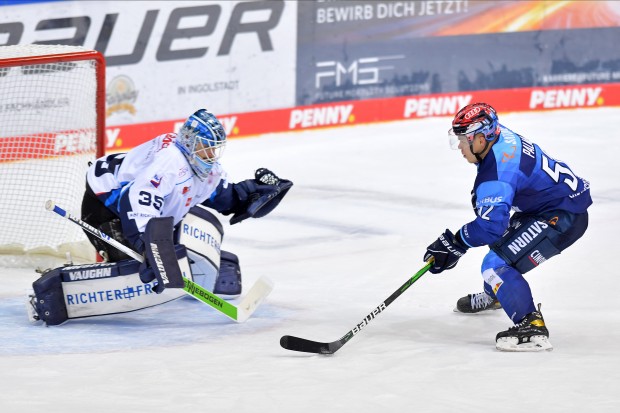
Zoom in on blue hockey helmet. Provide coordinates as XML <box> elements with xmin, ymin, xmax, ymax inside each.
<box><xmin>449</xmin><ymin>102</ymin><xmax>499</xmax><ymax>150</ymax></box>
<box><xmin>176</xmin><ymin>109</ymin><xmax>226</xmax><ymax>179</ymax></box>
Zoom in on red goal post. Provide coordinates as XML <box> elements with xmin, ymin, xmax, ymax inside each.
<box><xmin>0</xmin><ymin>45</ymin><xmax>105</xmax><ymax>265</ymax></box>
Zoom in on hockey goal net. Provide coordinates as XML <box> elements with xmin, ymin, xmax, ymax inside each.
<box><xmin>0</xmin><ymin>45</ymin><xmax>105</xmax><ymax>266</ymax></box>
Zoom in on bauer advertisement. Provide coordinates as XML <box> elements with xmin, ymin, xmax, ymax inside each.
<box><xmin>0</xmin><ymin>0</ymin><xmax>297</xmax><ymax>128</ymax></box>
<box><xmin>296</xmin><ymin>0</ymin><xmax>620</xmax><ymax>105</ymax></box>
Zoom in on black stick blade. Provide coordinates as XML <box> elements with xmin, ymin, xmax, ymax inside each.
<box><xmin>279</xmin><ymin>263</ymin><xmax>431</xmax><ymax>356</ymax></box>
<box><xmin>280</xmin><ymin>335</ymin><xmax>340</xmax><ymax>355</ymax></box>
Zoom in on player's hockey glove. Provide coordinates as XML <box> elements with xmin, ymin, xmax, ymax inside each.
<box><xmin>229</xmin><ymin>168</ymin><xmax>293</xmax><ymax>225</ymax></box>
<box><xmin>423</xmin><ymin>229</ymin><xmax>468</xmax><ymax>274</ymax></box>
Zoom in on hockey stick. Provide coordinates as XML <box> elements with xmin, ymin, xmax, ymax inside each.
<box><xmin>280</xmin><ymin>260</ymin><xmax>432</xmax><ymax>354</ymax></box>
<box><xmin>45</xmin><ymin>200</ymin><xmax>273</xmax><ymax>323</ymax></box>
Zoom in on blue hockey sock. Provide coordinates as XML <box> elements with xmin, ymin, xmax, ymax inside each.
<box><xmin>485</xmin><ymin>266</ymin><xmax>536</xmax><ymax>323</ymax></box>
<box><xmin>483</xmin><ymin>283</ymin><xmax>498</xmax><ymax>300</ymax></box>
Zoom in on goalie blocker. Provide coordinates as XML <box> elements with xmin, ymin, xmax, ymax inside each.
<box><xmin>28</xmin><ymin>206</ymin><xmax>242</xmax><ymax>325</ymax></box>
<box><xmin>138</xmin><ymin>216</ymin><xmax>185</xmax><ymax>294</ymax></box>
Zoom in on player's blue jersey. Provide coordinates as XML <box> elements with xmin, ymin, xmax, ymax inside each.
<box><xmin>459</xmin><ymin>125</ymin><xmax>592</xmax><ymax>248</ymax></box>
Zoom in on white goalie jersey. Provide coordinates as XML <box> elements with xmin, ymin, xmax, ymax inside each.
<box><xmin>86</xmin><ymin>133</ymin><xmax>228</xmax><ymax>243</ymax></box>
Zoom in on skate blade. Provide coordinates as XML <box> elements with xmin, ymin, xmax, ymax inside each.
<box><xmin>496</xmin><ymin>336</ymin><xmax>553</xmax><ymax>352</ymax></box>
<box><xmin>453</xmin><ymin>304</ymin><xmax>502</xmax><ymax>313</ymax></box>
<box><xmin>25</xmin><ymin>290</ymin><xmax>40</xmax><ymax>323</ymax></box>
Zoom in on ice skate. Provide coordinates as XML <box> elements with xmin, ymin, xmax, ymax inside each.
<box><xmin>496</xmin><ymin>304</ymin><xmax>553</xmax><ymax>352</ymax></box>
<box><xmin>454</xmin><ymin>292</ymin><xmax>502</xmax><ymax>313</ymax></box>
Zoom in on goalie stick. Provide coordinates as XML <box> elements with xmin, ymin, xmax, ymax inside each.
<box><xmin>280</xmin><ymin>261</ymin><xmax>432</xmax><ymax>354</ymax></box>
<box><xmin>45</xmin><ymin>200</ymin><xmax>273</xmax><ymax>323</ymax></box>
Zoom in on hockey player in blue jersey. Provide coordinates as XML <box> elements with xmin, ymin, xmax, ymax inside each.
<box><xmin>423</xmin><ymin>103</ymin><xmax>591</xmax><ymax>352</ymax></box>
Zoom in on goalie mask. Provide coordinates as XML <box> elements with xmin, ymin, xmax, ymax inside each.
<box><xmin>176</xmin><ymin>109</ymin><xmax>227</xmax><ymax>180</ymax></box>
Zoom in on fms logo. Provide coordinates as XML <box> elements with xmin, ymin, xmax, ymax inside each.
<box><xmin>106</xmin><ymin>75</ymin><xmax>138</xmax><ymax>117</ymax></box>
<box><xmin>315</xmin><ymin>55</ymin><xmax>405</xmax><ymax>88</ymax></box>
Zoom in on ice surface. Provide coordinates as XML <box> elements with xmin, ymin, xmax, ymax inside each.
<box><xmin>1</xmin><ymin>108</ymin><xmax>619</xmax><ymax>412</ymax></box>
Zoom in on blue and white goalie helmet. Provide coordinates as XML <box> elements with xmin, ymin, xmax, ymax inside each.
<box><xmin>176</xmin><ymin>109</ymin><xmax>226</xmax><ymax>179</ymax></box>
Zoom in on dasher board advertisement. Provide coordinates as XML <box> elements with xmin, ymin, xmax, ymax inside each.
<box><xmin>296</xmin><ymin>0</ymin><xmax>620</xmax><ymax>105</ymax></box>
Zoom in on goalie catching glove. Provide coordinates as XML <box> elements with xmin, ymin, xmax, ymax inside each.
<box><xmin>229</xmin><ymin>168</ymin><xmax>293</xmax><ymax>225</ymax></box>
<box><xmin>423</xmin><ymin>229</ymin><xmax>468</xmax><ymax>274</ymax></box>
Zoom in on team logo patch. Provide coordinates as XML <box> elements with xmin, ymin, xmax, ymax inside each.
<box><xmin>528</xmin><ymin>250</ymin><xmax>547</xmax><ymax>266</ymax></box>
<box><xmin>464</xmin><ymin>107</ymin><xmax>481</xmax><ymax>120</ymax></box>
<box><xmin>493</xmin><ymin>281</ymin><xmax>503</xmax><ymax>294</ymax></box>
<box><xmin>159</xmin><ymin>135</ymin><xmax>173</xmax><ymax>151</ymax></box>
<box><xmin>501</xmin><ymin>145</ymin><xmax>517</xmax><ymax>163</ymax></box>
<box><xmin>182</xmin><ymin>186</ymin><xmax>191</xmax><ymax>194</ymax></box>
<box><xmin>150</xmin><ymin>175</ymin><xmax>162</xmax><ymax>188</ymax></box>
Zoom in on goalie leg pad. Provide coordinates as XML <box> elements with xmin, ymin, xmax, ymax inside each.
<box><xmin>178</xmin><ymin>206</ymin><xmax>223</xmax><ymax>271</ymax></box>
<box><xmin>214</xmin><ymin>250</ymin><xmax>242</xmax><ymax>297</ymax></box>
<box><xmin>30</xmin><ymin>246</ymin><xmax>191</xmax><ymax>326</ymax></box>
<box><xmin>179</xmin><ymin>206</ymin><xmax>224</xmax><ymax>291</ymax></box>
<box><xmin>31</xmin><ymin>268</ymin><xmax>69</xmax><ymax>326</ymax></box>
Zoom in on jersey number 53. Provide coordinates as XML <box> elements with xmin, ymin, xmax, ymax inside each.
<box><xmin>541</xmin><ymin>154</ymin><xmax>578</xmax><ymax>191</ymax></box>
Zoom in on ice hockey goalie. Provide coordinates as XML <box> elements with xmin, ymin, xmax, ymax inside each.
<box><xmin>27</xmin><ymin>207</ymin><xmax>241</xmax><ymax>325</ymax></box>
